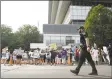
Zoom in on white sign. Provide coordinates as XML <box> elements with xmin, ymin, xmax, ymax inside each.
<box><xmin>62</xmin><ymin>46</ymin><xmax>71</xmax><ymax>49</ymax></box>
<box><xmin>30</xmin><ymin>43</ymin><xmax>48</xmax><ymax>49</ymax></box>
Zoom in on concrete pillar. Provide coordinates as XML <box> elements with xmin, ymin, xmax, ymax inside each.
<box><xmin>55</xmin><ymin>1</ymin><xmax>71</xmax><ymax>24</ymax></box>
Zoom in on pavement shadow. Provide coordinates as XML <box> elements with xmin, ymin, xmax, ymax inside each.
<box><xmin>76</xmin><ymin>74</ymin><xmax>111</xmax><ymax>78</ymax></box>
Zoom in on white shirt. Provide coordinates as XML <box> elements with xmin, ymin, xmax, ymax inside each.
<box><xmin>17</xmin><ymin>50</ymin><xmax>22</xmax><ymax>55</ymax></box>
<box><xmin>46</xmin><ymin>52</ymin><xmax>51</xmax><ymax>58</ymax></box>
<box><xmin>29</xmin><ymin>51</ymin><xmax>34</xmax><ymax>58</ymax></box>
<box><xmin>22</xmin><ymin>53</ymin><xmax>28</xmax><ymax>58</ymax></box>
<box><xmin>33</xmin><ymin>50</ymin><xmax>40</xmax><ymax>58</ymax></box>
<box><xmin>13</xmin><ymin>51</ymin><xmax>17</xmax><ymax>55</ymax></box>
<box><xmin>93</xmin><ymin>49</ymin><xmax>99</xmax><ymax>57</ymax></box>
<box><xmin>6</xmin><ymin>52</ymin><xmax>10</xmax><ymax>59</ymax></box>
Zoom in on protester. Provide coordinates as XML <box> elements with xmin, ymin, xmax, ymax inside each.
<box><xmin>93</xmin><ymin>48</ymin><xmax>99</xmax><ymax>65</ymax></box>
<box><xmin>16</xmin><ymin>48</ymin><xmax>23</xmax><ymax>65</ymax></box>
<box><xmin>4</xmin><ymin>50</ymin><xmax>10</xmax><ymax>65</ymax></box>
<box><xmin>57</xmin><ymin>50</ymin><xmax>62</xmax><ymax>64</ymax></box>
<box><xmin>13</xmin><ymin>51</ymin><xmax>17</xmax><ymax>65</ymax></box>
<box><xmin>98</xmin><ymin>48</ymin><xmax>103</xmax><ymax>64</ymax></box>
<box><xmin>75</xmin><ymin>46</ymin><xmax>79</xmax><ymax>63</ymax></box>
<box><xmin>103</xmin><ymin>47</ymin><xmax>110</xmax><ymax>64</ymax></box>
<box><xmin>101</xmin><ymin>49</ymin><xmax>108</xmax><ymax>64</ymax></box>
<box><xmin>33</xmin><ymin>48</ymin><xmax>40</xmax><ymax>65</ymax></box>
<box><xmin>70</xmin><ymin>48</ymin><xmax>73</xmax><ymax>64</ymax></box>
<box><xmin>55</xmin><ymin>52</ymin><xmax>58</xmax><ymax>65</ymax></box>
<box><xmin>107</xmin><ymin>43</ymin><xmax>112</xmax><ymax>65</ymax></box>
<box><xmin>2</xmin><ymin>50</ymin><xmax>7</xmax><ymax>65</ymax></box>
<box><xmin>29</xmin><ymin>50</ymin><xmax>34</xmax><ymax>64</ymax></box>
<box><xmin>9</xmin><ymin>52</ymin><xmax>13</xmax><ymax>66</ymax></box>
<box><xmin>46</xmin><ymin>50</ymin><xmax>51</xmax><ymax>65</ymax></box>
<box><xmin>51</xmin><ymin>49</ymin><xmax>57</xmax><ymax>66</ymax></box>
<box><xmin>22</xmin><ymin>51</ymin><xmax>28</xmax><ymax>64</ymax></box>
<box><xmin>61</xmin><ymin>48</ymin><xmax>67</xmax><ymax>65</ymax></box>
<box><xmin>40</xmin><ymin>49</ymin><xmax>45</xmax><ymax>65</ymax></box>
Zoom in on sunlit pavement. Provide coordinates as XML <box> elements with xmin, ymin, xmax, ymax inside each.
<box><xmin>1</xmin><ymin>64</ymin><xmax>112</xmax><ymax>78</ymax></box>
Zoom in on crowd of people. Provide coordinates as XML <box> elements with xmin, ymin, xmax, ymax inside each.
<box><xmin>1</xmin><ymin>44</ymin><xmax>112</xmax><ymax>66</ymax></box>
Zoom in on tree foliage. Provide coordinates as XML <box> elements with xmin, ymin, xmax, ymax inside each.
<box><xmin>1</xmin><ymin>24</ymin><xmax>13</xmax><ymax>49</ymax></box>
<box><xmin>1</xmin><ymin>24</ymin><xmax>41</xmax><ymax>51</ymax></box>
<box><xmin>16</xmin><ymin>24</ymin><xmax>40</xmax><ymax>51</ymax></box>
<box><xmin>84</xmin><ymin>4</ymin><xmax>112</xmax><ymax>47</ymax></box>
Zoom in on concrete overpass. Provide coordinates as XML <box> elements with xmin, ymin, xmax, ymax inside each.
<box><xmin>48</xmin><ymin>1</ymin><xmax>71</xmax><ymax>24</ymax></box>
<box><xmin>48</xmin><ymin>0</ymin><xmax>112</xmax><ymax>24</ymax></box>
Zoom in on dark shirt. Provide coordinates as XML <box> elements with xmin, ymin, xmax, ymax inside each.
<box><xmin>79</xmin><ymin>31</ymin><xmax>88</xmax><ymax>49</ymax></box>
<box><xmin>58</xmin><ymin>53</ymin><xmax>62</xmax><ymax>58</ymax></box>
<box><xmin>61</xmin><ymin>50</ymin><xmax>67</xmax><ymax>56</ymax></box>
<box><xmin>51</xmin><ymin>50</ymin><xmax>57</xmax><ymax>58</ymax></box>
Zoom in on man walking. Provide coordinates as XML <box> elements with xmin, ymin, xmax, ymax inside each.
<box><xmin>70</xmin><ymin>26</ymin><xmax>98</xmax><ymax>75</ymax></box>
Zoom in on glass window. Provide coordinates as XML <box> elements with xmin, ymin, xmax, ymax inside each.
<box><xmin>81</xmin><ymin>10</ymin><xmax>86</xmax><ymax>16</ymax></box>
<box><xmin>60</xmin><ymin>36</ymin><xmax>65</xmax><ymax>45</ymax></box>
<box><xmin>72</xmin><ymin>6</ymin><xmax>77</xmax><ymax>10</ymax></box>
<box><xmin>50</xmin><ymin>36</ymin><xmax>61</xmax><ymax>44</ymax></box>
<box><xmin>72</xmin><ymin>15</ymin><xmax>77</xmax><ymax>20</ymax></box>
<box><xmin>72</xmin><ymin>36</ymin><xmax>75</xmax><ymax>40</ymax></box>
<box><xmin>77</xmin><ymin>10</ymin><xmax>82</xmax><ymax>15</ymax></box>
<box><xmin>85</xmin><ymin>10</ymin><xmax>89</xmax><ymax>16</ymax></box>
<box><xmin>44</xmin><ymin>36</ymin><xmax>50</xmax><ymax>40</ymax></box>
<box><xmin>82</xmin><ymin>6</ymin><xmax>86</xmax><ymax>10</ymax></box>
<box><xmin>77</xmin><ymin>15</ymin><xmax>83</xmax><ymax>20</ymax></box>
<box><xmin>72</xmin><ymin>9</ymin><xmax>77</xmax><ymax>15</ymax></box>
<box><xmin>76</xmin><ymin>6</ymin><xmax>82</xmax><ymax>10</ymax></box>
<box><xmin>66</xmin><ymin>36</ymin><xmax>72</xmax><ymax>40</ymax></box>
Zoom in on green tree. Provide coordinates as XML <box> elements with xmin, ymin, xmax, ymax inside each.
<box><xmin>1</xmin><ymin>24</ymin><xmax>13</xmax><ymax>50</ymax></box>
<box><xmin>15</xmin><ymin>24</ymin><xmax>40</xmax><ymax>51</ymax></box>
<box><xmin>84</xmin><ymin>4</ymin><xmax>112</xmax><ymax>48</ymax></box>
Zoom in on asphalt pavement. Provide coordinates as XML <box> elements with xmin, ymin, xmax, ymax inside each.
<box><xmin>1</xmin><ymin>64</ymin><xmax>112</xmax><ymax>78</ymax></box>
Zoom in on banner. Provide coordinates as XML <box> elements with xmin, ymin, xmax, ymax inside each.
<box><xmin>49</xmin><ymin>43</ymin><xmax>57</xmax><ymax>50</ymax></box>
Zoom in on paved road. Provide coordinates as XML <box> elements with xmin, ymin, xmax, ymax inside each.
<box><xmin>1</xmin><ymin>64</ymin><xmax>112</xmax><ymax>78</ymax></box>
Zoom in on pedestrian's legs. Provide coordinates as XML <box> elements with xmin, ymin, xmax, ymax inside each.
<box><xmin>70</xmin><ymin>49</ymin><xmax>85</xmax><ymax>75</ymax></box>
<box><xmin>58</xmin><ymin>58</ymin><xmax>60</xmax><ymax>64</ymax></box>
<box><xmin>61</xmin><ymin>57</ymin><xmax>63</xmax><ymax>64</ymax></box>
<box><xmin>75</xmin><ymin>52</ymin><xmax>85</xmax><ymax>71</ymax></box>
<box><xmin>109</xmin><ymin>55</ymin><xmax>112</xmax><ymax>65</ymax></box>
<box><xmin>86</xmin><ymin>51</ymin><xmax>97</xmax><ymax>73</ymax></box>
<box><xmin>106</xmin><ymin>55</ymin><xmax>110</xmax><ymax>64</ymax></box>
<box><xmin>64</xmin><ymin>56</ymin><xmax>66</xmax><ymax>65</ymax></box>
<box><xmin>4</xmin><ymin>59</ymin><xmax>8</xmax><ymax>65</ymax></box>
<box><xmin>51</xmin><ymin>57</ymin><xmax>53</xmax><ymax>65</ymax></box>
<box><xmin>14</xmin><ymin>60</ymin><xmax>16</xmax><ymax>64</ymax></box>
<box><xmin>3</xmin><ymin>59</ymin><xmax>6</xmax><ymax>65</ymax></box>
<box><xmin>54</xmin><ymin>58</ymin><xmax>56</xmax><ymax>65</ymax></box>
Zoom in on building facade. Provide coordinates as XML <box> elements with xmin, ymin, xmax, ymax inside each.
<box><xmin>44</xmin><ymin>0</ymin><xmax>112</xmax><ymax>46</ymax></box>
<box><xmin>48</xmin><ymin>0</ymin><xmax>112</xmax><ymax>24</ymax></box>
<box><xmin>43</xmin><ymin>24</ymin><xmax>80</xmax><ymax>46</ymax></box>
